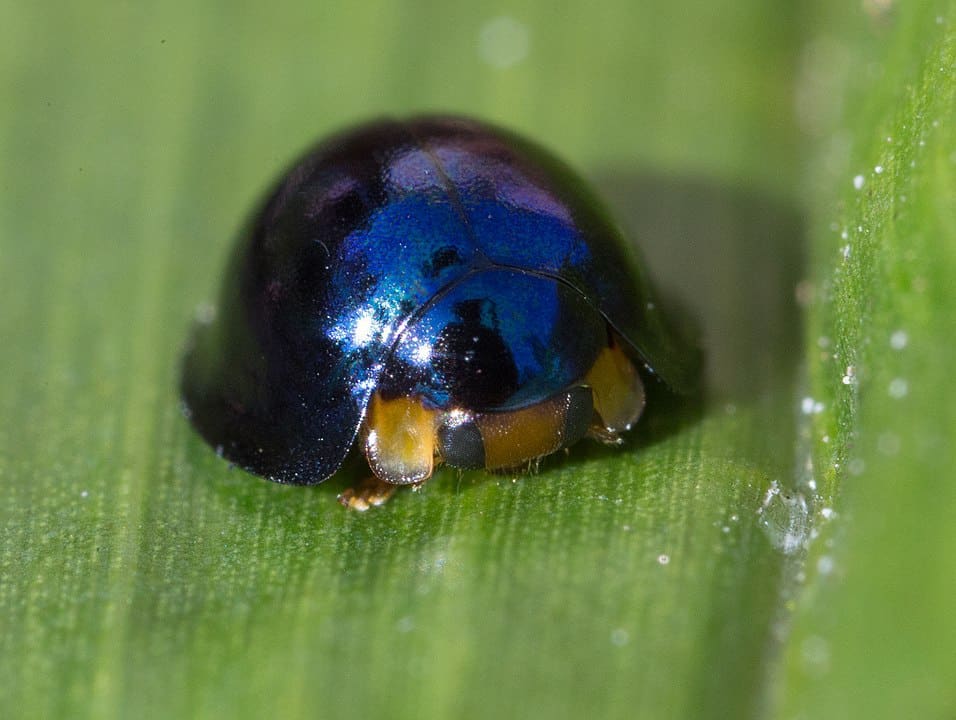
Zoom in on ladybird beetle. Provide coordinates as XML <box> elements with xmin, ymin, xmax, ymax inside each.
<box><xmin>181</xmin><ymin>116</ymin><xmax>696</xmax><ymax>509</ymax></box>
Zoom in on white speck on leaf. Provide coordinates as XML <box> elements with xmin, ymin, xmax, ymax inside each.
<box><xmin>888</xmin><ymin>378</ymin><xmax>909</xmax><ymax>398</ymax></box>
<box><xmin>758</xmin><ymin>480</ymin><xmax>811</xmax><ymax>554</ymax></box>
<box><xmin>478</xmin><ymin>16</ymin><xmax>531</xmax><ymax>69</ymax></box>
<box><xmin>610</xmin><ymin>628</ymin><xmax>630</xmax><ymax>646</ymax></box>
<box><xmin>878</xmin><ymin>432</ymin><xmax>901</xmax><ymax>455</ymax></box>
<box><xmin>801</xmin><ymin>635</ymin><xmax>831</xmax><ymax>674</ymax></box>
<box><xmin>841</xmin><ymin>365</ymin><xmax>856</xmax><ymax>385</ymax></box>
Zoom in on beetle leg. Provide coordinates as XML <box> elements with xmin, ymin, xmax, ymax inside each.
<box><xmin>583</xmin><ymin>339</ymin><xmax>645</xmax><ymax>443</ymax></box>
<box><xmin>337</xmin><ymin>477</ymin><xmax>398</xmax><ymax>511</ymax></box>
<box><xmin>362</xmin><ymin>392</ymin><xmax>439</xmax><ymax>486</ymax></box>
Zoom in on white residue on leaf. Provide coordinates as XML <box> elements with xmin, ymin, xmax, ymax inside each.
<box><xmin>878</xmin><ymin>432</ymin><xmax>901</xmax><ymax>456</ymax></box>
<box><xmin>758</xmin><ymin>480</ymin><xmax>811</xmax><ymax>555</ymax></box>
<box><xmin>477</xmin><ymin>16</ymin><xmax>531</xmax><ymax>69</ymax></box>
<box><xmin>888</xmin><ymin>378</ymin><xmax>909</xmax><ymax>398</ymax></box>
<box><xmin>801</xmin><ymin>635</ymin><xmax>831</xmax><ymax>676</ymax></box>
<box><xmin>194</xmin><ymin>302</ymin><xmax>217</xmax><ymax>325</ymax></box>
<box><xmin>841</xmin><ymin>365</ymin><xmax>856</xmax><ymax>385</ymax></box>
<box><xmin>610</xmin><ymin>628</ymin><xmax>630</xmax><ymax>646</ymax></box>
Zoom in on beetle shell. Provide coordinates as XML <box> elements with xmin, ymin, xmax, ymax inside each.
<box><xmin>182</xmin><ymin>116</ymin><xmax>696</xmax><ymax>485</ymax></box>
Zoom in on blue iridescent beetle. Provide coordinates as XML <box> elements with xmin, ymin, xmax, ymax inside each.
<box><xmin>182</xmin><ymin>116</ymin><xmax>697</xmax><ymax>509</ymax></box>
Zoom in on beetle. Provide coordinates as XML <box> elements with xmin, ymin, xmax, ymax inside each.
<box><xmin>181</xmin><ymin>115</ymin><xmax>697</xmax><ymax>509</ymax></box>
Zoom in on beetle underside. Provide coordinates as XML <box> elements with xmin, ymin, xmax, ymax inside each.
<box><xmin>338</xmin><ymin>338</ymin><xmax>645</xmax><ymax>510</ymax></box>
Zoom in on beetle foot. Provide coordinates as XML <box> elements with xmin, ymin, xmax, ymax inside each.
<box><xmin>588</xmin><ymin>427</ymin><xmax>624</xmax><ymax>446</ymax></box>
<box><xmin>338</xmin><ymin>478</ymin><xmax>397</xmax><ymax>511</ymax></box>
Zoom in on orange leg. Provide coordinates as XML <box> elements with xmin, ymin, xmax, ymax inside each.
<box><xmin>582</xmin><ymin>340</ymin><xmax>645</xmax><ymax>443</ymax></box>
<box><xmin>339</xmin><ymin>393</ymin><xmax>439</xmax><ymax>511</ymax></box>
<box><xmin>362</xmin><ymin>392</ymin><xmax>439</xmax><ymax>485</ymax></box>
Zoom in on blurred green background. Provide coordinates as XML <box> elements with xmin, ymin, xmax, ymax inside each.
<box><xmin>1</xmin><ymin>2</ymin><xmax>953</xmax><ymax>719</ymax></box>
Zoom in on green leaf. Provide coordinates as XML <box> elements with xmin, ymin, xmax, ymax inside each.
<box><xmin>775</xmin><ymin>3</ymin><xmax>956</xmax><ymax>718</ymax></box>
<box><xmin>0</xmin><ymin>3</ymin><xmax>952</xmax><ymax>719</ymax></box>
